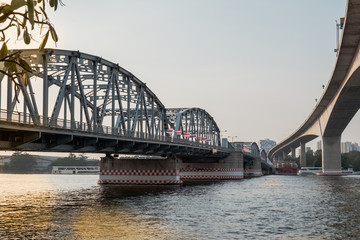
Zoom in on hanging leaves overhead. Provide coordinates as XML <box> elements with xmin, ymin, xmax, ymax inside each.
<box><xmin>0</xmin><ymin>0</ymin><xmax>63</xmax><ymax>83</ymax></box>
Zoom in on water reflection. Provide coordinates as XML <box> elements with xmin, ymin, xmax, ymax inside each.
<box><xmin>0</xmin><ymin>191</ymin><xmax>69</xmax><ymax>239</ymax></box>
<box><xmin>73</xmin><ymin>206</ymin><xmax>173</xmax><ymax>240</ymax></box>
<box><xmin>1</xmin><ymin>174</ymin><xmax>360</xmax><ymax>239</ymax></box>
<box><xmin>99</xmin><ymin>185</ymin><xmax>181</xmax><ymax>199</ymax></box>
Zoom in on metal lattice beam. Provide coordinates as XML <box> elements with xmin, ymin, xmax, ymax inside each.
<box><xmin>5</xmin><ymin>49</ymin><xmax>168</xmax><ymax>137</ymax></box>
<box><xmin>166</xmin><ymin>108</ymin><xmax>221</xmax><ymax>146</ymax></box>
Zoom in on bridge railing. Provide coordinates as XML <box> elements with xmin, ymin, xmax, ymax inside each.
<box><xmin>0</xmin><ymin>109</ymin><xmax>229</xmax><ymax>151</ymax></box>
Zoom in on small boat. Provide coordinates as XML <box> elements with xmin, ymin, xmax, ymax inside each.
<box><xmin>297</xmin><ymin>167</ymin><xmax>322</xmax><ymax>176</ymax></box>
<box><xmin>52</xmin><ymin>166</ymin><xmax>100</xmax><ymax>174</ymax></box>
<box><xmin>275</xmin><ymin>162</ymin><xmax>298</xmax><ymax>175</ymax></box>
<box><xmin>342</xmin><ymin>168</ymin><xmax>354</xmax><ymax>175</ymax></box>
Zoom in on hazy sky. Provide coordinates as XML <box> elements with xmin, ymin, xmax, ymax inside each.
<box><xmin>8</xmin><ymin>0</ymin><xmax>351</xmax><ymax>150</ymax></box>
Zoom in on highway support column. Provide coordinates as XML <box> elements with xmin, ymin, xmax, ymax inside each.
<box><xmin>318</xmin><ymin>136</ymin><xmax>342</xmax><ymax>176</ymax></box>
<box><xmin>291</xmin><ymin>147</ymin><xmax>296</xmax><ymax>161</ymax></box>
<box><xmin>98</xmin><ymin>155</ymin><xmax>182</xmax><ymax>185</ymax></box>
<box><xmin>300</xmin><ymin>142</ymin><xmax>306</xmax><ymax>168</ymax></box>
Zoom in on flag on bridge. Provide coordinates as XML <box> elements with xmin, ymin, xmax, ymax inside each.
<box><xmin>175</xmin><ymin>130</ymin><xmax>182</xmax><ymax>135</ymax></box>
<box><xmin>243</xmin><ymin>147</ymin><xmax>251</xmax><ymax>153</ymax></box>
<box><xmin>166</xmin><ymin>128</ymin><xmax>174</xmax><ymax>134</ymax></box>
<box><xmin>183</xmin><ymin>132</ymin><xmax>191</xmax><ymax>138</ymax></box>
<box><xmin>190</xmin><ymin>133</ymin><xmax>197</xmax><ymax>138</ymax></box>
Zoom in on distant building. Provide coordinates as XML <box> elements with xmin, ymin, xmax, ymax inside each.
<box><xmin>317</xmin><ymin>140</ymin><xmax>360</xmax><ymax>153</ymax></box>
<box><xmin>258</xmin><ymin>139</ymin><xmax>276</xmax><ymax>153</ymax></box>
<box><xmin>317</xmin><ymin>141</ymin><xmax>322</xmax><ymax>151</ymax></box>
<box><xmin>340</xmin><ymin>141</ymin><xmax>360</xmax><ymax>153</ymax></box>
<box><xmin>297</xmin><ymin>147</ymin><xmax>313</xmax><ymax>156</ymax></box>
<box><xmin>353</xmin><ymin>142</ymin><xmax>359</xmax><ymax>151</ymax></box>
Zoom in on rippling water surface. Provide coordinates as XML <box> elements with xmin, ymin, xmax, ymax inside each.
<box><xmin>1</xmin><ymin>174</ymin><xmax>360</xmax><ymax>239</ymax></box>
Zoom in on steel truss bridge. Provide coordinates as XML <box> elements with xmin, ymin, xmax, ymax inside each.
<box><xmin>0</xmin><ymin>49</ymin><xmax>229</xmax><ymax>158</ymax></box>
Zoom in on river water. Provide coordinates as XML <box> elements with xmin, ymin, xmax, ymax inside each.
<box><xmin>1</xmin><ymin>174</ymin><xmax>360</xmax><ymax>240</ymax></box>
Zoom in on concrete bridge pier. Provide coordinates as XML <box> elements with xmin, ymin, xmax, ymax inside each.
<box><xmin>300</xmin><ymin>142</ymin><xmax>306</xmax><ymax>168</ymax></box>
<box><xmin>179</xmin><ymin>151</ymin><xmax>244</xmax><ymax>181</ymax></box>
<box><xmin>282</xmin><ymin>151</ymin><xmax>287</xmax><ymax>160</ymax></box>
<box><xmin>318</xmin><ymin>136</ymin><xmax>342</xmax><ymax>176</ymax></box>
<box><xmin>98</xmin><ymin>155</ymin><xmax>182</xmax><ymax>185</ymax></box>
<box><xmin>291</xmin><ymin>147</ymin><xmax>296</xmax><ymax>161</ymax></box>
<box><xmin>244</xmin><ymin>157</ymin><xmax>262</xmax><ymax>178</ymax></box>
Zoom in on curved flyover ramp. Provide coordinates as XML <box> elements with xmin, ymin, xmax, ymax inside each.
<box><xmin>269</xmin><ymin>0</ymin><xmax>360</xmax><ymax>175</ymax></box>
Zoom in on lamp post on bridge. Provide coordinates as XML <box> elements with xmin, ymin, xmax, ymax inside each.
<box><xmin>227</xmin><ymin>135</ymin><xmax>238</xmax><ymax>142</ymax></box>
<box><xmin>221</xmin><ymin>130</ymin><xmax>228</xmax><ymax>138</ymax></box>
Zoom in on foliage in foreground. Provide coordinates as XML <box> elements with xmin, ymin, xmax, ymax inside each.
<box><xmin>0</xmin><ymin>0</ymin><xmax>61</xmax><ymax>82</ymax></box>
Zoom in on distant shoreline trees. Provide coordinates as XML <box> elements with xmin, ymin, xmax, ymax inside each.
<box><xmin>50</xmin><ymin>153</ymin><xmax>88</xmax><ymax>167</ymax></box>
<box><xmin>292</xmin><ymin>150</ymin><xmax>360</xmax><ymax>171</ymax></box>
<box><xmin>4</xmin><ymin>151</ymin><xmax>36</xmax><ymax>173</ymax></box>
<box><xmin>1</xmin><ymin>152</ymin><xmax>98</xmax><ymax>173</ymax></box>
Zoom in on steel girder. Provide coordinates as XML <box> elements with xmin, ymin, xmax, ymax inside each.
<box><xmin>260</xmin><ymin>149</ymin><xmax>267</xmax><ymax>161</ymax></box>
<box><xmin>166</xmin><ymin>108</ymin><xmax>221</xmax><ymax>146</ymax></box>
<box><xmin>2</xmin><ymin>49</ymin><xmax>168</xmax><ymax>138</ymax></box>
<box><xmin>243</xmin><ymin>142</ymin><xmax>260</xmax><ymax>158</ymax></box>
<box><xmin>0</xmin><ymin>49</ymin><xmax>231</xmax><ymax>157</ymax></box>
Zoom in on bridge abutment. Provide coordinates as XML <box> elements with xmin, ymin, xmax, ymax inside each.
<box><xmin>318</xmin><ymin>136</ymin><xmax>342</xmax><ymax>176</ymax></box>
<box><xmin>98</xmin><ymin>155</ymin><xmax>182</xmax><ymax>185</ymax></box>
<box><xmin>179</xmin><ymin>151</ymin><xmax>244</xmax><ymax>181</ymax></box>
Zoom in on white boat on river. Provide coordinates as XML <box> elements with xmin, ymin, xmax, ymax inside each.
<box><xmin>52</xmin><ymin>166</ymin><xmax>100</xmax><ymax>174</ymax></box>
<box><xmin>297</xmin><ymin>167</ymin><xmax>322</xmax><ymax>176</ymax></box>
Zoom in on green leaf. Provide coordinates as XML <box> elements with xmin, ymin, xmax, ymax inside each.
<box><xmin>4</xmin><ymin>60</ymin><xmax>11</xmax><ymax>68</ymax></box>
<box><xmin>17</xmin><ymin>25</ymin><xmax>21</xmax><ymax>39</ymax></box>
<box><xmin>0</xmin><ymin>12</ymin><xmax>11</xmax><ymax>23</ymax></box>
<box><xmin>22</xmin><ymin>72</ymin><xmax>28</xmax><ymax>86</ymax></box>
<box><xmin>10</xmin><ymin>0</ymin><xmax>27</xmax><ymax>10</ymax></box>
<box><xmin>39</xmin><ymin>31</ymin><xmax>49</xmax><ymax>51</ymax></box>
<box><xmin>50</xmin><ymin>26</ymin><xmax>58</xmax><ymax>42</ymax></box>
<box><xmin>27</xmin><ymin>0</ymin><xmax>35</xmax><ymax>29</ymax></box>
<box><xmin>4</xmin><ymin>61</ymin><xmax>17</xmax><ymax>73</ymax></box>
<box><xmin>54</xmin><ymin>0</ymin><xmax>58</xmax><ymax>11</ymax></box>
<box><xmin>0</xmin><ymin>42</ymin><xmax>8</xmax><ymax>60</ymax></box>
<box><xmin>1</xmin><ymin>4</ymin><xmax>13</xmax><ymax>14</ymax></box>
<box><xmin>19</xmin><ymin>58</ymin><xmax>32</xmax><ymax>72</ymax></box>
<box><xmin>23</xmin><ymin>28</ymin><xmax>31</xmax><ymax>44</ymax></box>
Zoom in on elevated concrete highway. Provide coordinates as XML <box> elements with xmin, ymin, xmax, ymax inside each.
<box><xmin>269</xmin><ymin>0</ymin><xmax>360</xmax><ymax>175</ymax></box>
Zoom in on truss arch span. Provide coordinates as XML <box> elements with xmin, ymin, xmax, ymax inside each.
<box><xmin>243</xmin><ymin>142</ymin><xmax>260</xmax><ymax>157</ymax></box>
<box><xmin>166</xmin><ymin>108</ymin><xmax>221</xmax><ymax>146</ymax></box>
<box><xmin>7</xmin><ymin>48</ymin><xmax>168</xmax><ymax>137</ymax></box>
<box><xmin>260</xmin><ymin>149</ymin><xmax>267</xmax><ymax>161</ymax></box>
